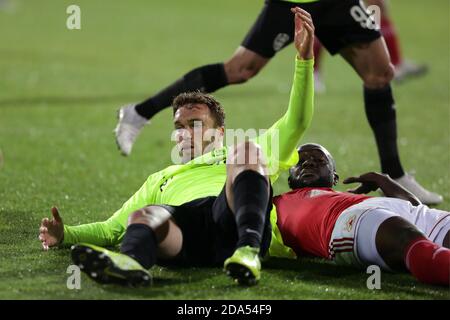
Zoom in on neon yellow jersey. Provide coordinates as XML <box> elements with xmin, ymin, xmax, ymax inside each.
<box><xmin>62</xmin><ymin>58</ymin><xmax>314</xmax><ymax>248</ymax></box>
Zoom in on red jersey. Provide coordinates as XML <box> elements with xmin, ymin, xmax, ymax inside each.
<box><xmin>274</xmin><ymin>187</ymin><xmax>371</xmax><ymax>259</ymax></box>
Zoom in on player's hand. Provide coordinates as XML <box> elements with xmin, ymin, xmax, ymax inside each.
<box><xmin>39</xmin><ymin>207</ymin><xmax>64</xmax><ymax>250</ymax></box>
<box><xmin>291</xmin><ymin>7</ymin><xmax>315</xmax><ymax>60</ymax></box>
<box><xmin>342</xmin><ymin>172</ymin><xmax>386</xmax><ymax>194</ymax></box>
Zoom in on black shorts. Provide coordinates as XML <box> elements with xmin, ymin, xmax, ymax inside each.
<box><xmin>242</xmin><ymin>0</ymin><xmax>381</xmax><ymax>57</ymax></box>
<box><xmin>158</xmin><ymin>186</ymin><xmax>273</xmax><ymax>268</ymax></box>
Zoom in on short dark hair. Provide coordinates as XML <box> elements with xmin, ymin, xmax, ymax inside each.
<box><xmin>172</xmin><ymin>92</ymin><xmax>225</xmax><ymax>127</ymax></box>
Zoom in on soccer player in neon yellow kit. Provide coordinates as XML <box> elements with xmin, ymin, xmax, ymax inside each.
<box><xmin>39</xmin><ymin>8</ymin><xmax>315</xmax><ymax>286</ymax></box>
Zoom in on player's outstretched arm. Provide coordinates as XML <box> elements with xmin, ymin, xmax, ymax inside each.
<box><xmin>39</xmin><ymin>172</ymin><xmax>162</xmax><ymax>249</ymax></box>
<box><xmin>343</xmin><ymin>172</ymin><xmax>421</xmax><ymax>206</ymax></box>
<box><xmin>256</xmin><ymin>8</ymin><xmax>315</xmax><ymax>176</ymax></box>
<box><xmin>286</xmin><ymin>7</ymin><xmax>315</xmax><ymax>133</ymax></box>
<box><xmin>38</xmin><ymin>206</ymin><xmax>121</xmax><ymax>249</ymax></box>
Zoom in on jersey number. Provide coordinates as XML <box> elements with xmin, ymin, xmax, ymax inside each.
<box><xmin>350</xmin><ymin>3</ymin><xmax>380</xmax><ymax>31</ymax></box>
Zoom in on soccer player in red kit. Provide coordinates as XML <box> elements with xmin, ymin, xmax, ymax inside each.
<box><xmin>273</xmin><ymin>143</ymin><xmax>450</xmax><ymax>286</ymax></box>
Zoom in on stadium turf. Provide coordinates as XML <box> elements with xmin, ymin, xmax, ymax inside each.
<box><xmin>0</xmin><ymin>0</ymin><xmax>449</xmax><ymax>299</ymax></box>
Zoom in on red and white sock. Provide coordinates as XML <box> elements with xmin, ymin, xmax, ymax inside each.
<box><xmin>380</xmin><ymin>17</ymin><xmax>402</xmax><ymax>67</ymax></box>
<box><xmin>404</xmin><ymin>236</ymin><xmax>450</xmax><ymax>286</ymax></box>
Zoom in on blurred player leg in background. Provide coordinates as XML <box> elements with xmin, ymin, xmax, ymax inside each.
<box><xmin>370</xmin><ymin>0</ymin><xmax>428</xmax><ymax>82</ymax></box>
<box><xmin>313</xmin><ymin>0</ymin><xmax>428</xmax><ymax>92</ymax></box>
<box><xmin>314</xmin><ymin>0</ymin><xmax>441</xmax><ymax>204</ymax></box>
<box><xmin>339</xmin><ymin>36</ymin><xmax>441</xmax><ymax>205</ymax></box>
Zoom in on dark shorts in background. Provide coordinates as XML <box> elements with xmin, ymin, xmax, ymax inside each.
<box><xmin>159</xmin><ymin>186</ymin><xmax>273</xmax><ymax>268</ymax></box>
<box><xmin>242</xmin><ymin>0</ymin><xmax>381</xmax><ymax>57</ymax></box>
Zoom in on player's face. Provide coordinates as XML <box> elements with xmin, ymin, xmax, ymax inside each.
<box><xmin>174</xmin><ymin>104</ymin><xmax>224</xmax><ymax>162</ymax></box>
<box><xmin>289</xmin><ymin>148</ymin><xmax>335</xmax><ymax>188</ymax></box>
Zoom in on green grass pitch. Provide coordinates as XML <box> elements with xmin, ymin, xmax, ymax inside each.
<box><xmin>0</xmin><ymin>0</ymin><xmax>449</xmax><ymax>299</ymax></box>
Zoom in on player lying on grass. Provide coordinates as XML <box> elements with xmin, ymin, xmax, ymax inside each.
<box><xmin>70</xmin><ymin>140</ymin><xmax>274</xmax><ymax>286</ymax></box>
<box><xmin>38</xmin><ymin>8</ymin><xmax>315</xmax><ymax>286</ymax></box>
<box><xmin>271</xmin><ymin>143</ymin><xmax>450</xmax><ymax>286</ymax></box>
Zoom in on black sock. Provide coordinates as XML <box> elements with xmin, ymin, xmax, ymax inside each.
<box><xmin>364</xmin><ymin>85</ymin><xmax>405</xmax><ymax>179</ymax></box>
<box><xmin>120</xmin><ymin>224</ymin><xmax>157</xmax><ymax>269</ymax></box>
<box><xmin>135</xmin><ymin>63</ymin><xmax>228</xmax><ymax>119</ymax></box>
<box><xmin>232</xmin><ymin>170</ymin><xmax>269</xmax><ymax>249</ymax></box>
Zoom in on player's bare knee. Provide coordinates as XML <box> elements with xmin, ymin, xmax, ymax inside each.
<box><xmin>227</xmin><ymin>141</ymin><xmax>267</xmax><ymax>180</ymax></box>
<box><xmin>237</xmin><ymin>140</ymin><xmax>259</xmax><ymax>155</ymax></box>
<box><xmin>229</xmin><ymin>141</ymin><xmax>264</xmax><ymax>166</ymax></box>
<box><xmin>363</xmin><ymin>65</ymin><xmax>395</xmax><ymax>89</ymax></box>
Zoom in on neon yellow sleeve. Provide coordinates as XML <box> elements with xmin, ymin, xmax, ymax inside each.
<box><xmin>255</xmin><ymin>57</ymin><xmax>314</xmax><ymax>180</ymax></box>
<box><xmin>62</xmin><ymin>172</ymin><xmax>162</xmax><ymax>247</ymax></box>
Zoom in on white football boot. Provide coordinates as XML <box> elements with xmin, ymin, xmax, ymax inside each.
<box><xmin>114</xmin><ymin>104</ymin><xmax>149</xmax><ymax>156</ymax></box>
<box><xmin>395</xmin><ymin>173</ymin><xmax>443</xmax><ymax>205</ymax></box>
<box><xmin>394</xmin><ymin>60</ymin><xmax>428</xmax><ymax>83</ymax></box>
